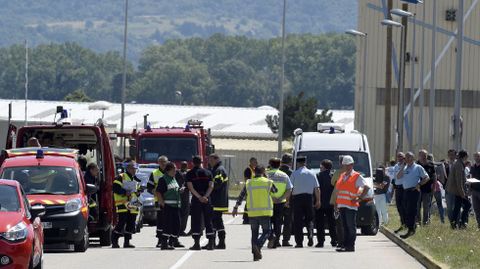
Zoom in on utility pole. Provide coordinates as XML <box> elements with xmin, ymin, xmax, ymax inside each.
<box><xmin>278</xmin><ymin>0</ymin><xmax>287</xmax><ymax>158</ymax></box>
<box><xmin>384</xmin><ymin>0</ymin><xmax>393</xmax><ymax>162</ymax></box>
<box><xmin>24</xmin><ymin>40</ymin><xmax>29</xmax><ymax>126</ymax></box>
<box><xmin>120</xmin><ymin>0</ymin><xmax>129</xmax><ymax>159</ymax></box>
<box><xmin>397</xmin><ymin>3</ymin><xmax>409</xmax><ymax>153</ymax></box>
<box><xmin>453</xmin><ymin>0</ymin><xmax>464</xmax><ymax>150</ymax></box>
<box><xmin>428</xmin><ymin>0</ymin><xmax>437</xmax><ymax>154</ymax></box>
<box><xmin>408</xmin><ymin>12</ymin><xmax>417</xmax><ymax>152</ymax></box>
<box><xmin>418</xmin><ymin>3</ymin><xmax>426</xmax><ymax>150</ymax></box>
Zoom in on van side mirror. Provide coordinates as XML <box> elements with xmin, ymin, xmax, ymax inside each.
<box><xmin>206</xmin><ymin>145</ymin><xmax>215</xmax><ymax>156</ymax></box>
<box><xmin>30</xmin><ymin>205</ymin><xmax>46</xmax><ymax>219</ymax></box>
<box><xmin>86</xmin><ymin>184</ymin><xmax>98</xmax><ymax>195</ymax></box>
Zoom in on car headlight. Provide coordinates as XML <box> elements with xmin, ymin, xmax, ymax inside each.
<box><xmin>1</xmin><ymin>221</ymin><xmax>28</xmax><ymax>242</ymax></box>
<box><xmin>65</xmin><ymin>198</ymin><xmax>82</xmax><ymax>213</ymax></box>
<box><xmin>143</xmin><ymin>198</ymin><xmax>155</xmax><ymax>206</ymax></box>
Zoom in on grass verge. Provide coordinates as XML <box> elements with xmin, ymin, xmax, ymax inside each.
<box><xmin>385</xmin><ymin>205</ymin><xmax>480</xmax><ymax>269</ymax></box>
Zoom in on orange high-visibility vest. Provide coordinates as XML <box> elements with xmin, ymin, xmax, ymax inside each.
<box><xmin>335</xmin><ymin>171</ymin><xmax>361</xmax><ymax>208</ymax></box>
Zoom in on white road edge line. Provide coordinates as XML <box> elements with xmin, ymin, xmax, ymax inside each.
<box><xmin>168</xmin><ymin>216</ymin><xmax>239</xmax><ymax>269</ymax></box>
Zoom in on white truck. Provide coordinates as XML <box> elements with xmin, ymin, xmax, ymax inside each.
<box><xmin>292</xmin><ymin>123</ymin><xmax>378</xmax><ymax>235</ymax></box>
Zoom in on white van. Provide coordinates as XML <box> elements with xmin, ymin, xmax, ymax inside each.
<box><xmin>292</xmin><ymin>123</ymin><xmax>378</xmax><ymax>235</ymax></box>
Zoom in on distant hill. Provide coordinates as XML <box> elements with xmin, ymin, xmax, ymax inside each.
<box><xmin>0</xmin><ymin>0</ymin><xmax>357</xmax><ymax>60</ymax></box>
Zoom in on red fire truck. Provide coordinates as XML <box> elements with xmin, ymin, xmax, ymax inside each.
<box><xmin>126</xmin><ymin>120</ymin><xmax>215</xmax><ymax>167</ymax></box>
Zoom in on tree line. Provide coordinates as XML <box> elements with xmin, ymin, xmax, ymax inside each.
<box><xmin>0</xmin><ymin>34</ymin><xmax>356</xmax><ymax>109</ymax></box>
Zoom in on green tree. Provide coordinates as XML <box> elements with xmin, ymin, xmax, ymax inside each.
<box><xmin>64</xmin><ymin>89</ymin><xmax>93</xmax><ymax>102</ymax></box>
<box><xmin>266</xmin><ymin>92</ymin><xmax>333</xmax><ymax>139</ymax></box>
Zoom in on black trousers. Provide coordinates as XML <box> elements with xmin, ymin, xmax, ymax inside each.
<box><xmin>335</xmin><ymin>215</ymin><xmax>344</xmax><ymax>246</ymax></box>
<box><xmin>339</xmin><ymin>208</ymin><xmax>357</xmax><ymax>250</ymax></box>
<box><xmin>114</xmin><ymin>211</ymin><xmax>137</xmax><ymax>240</ymax></box>
<box><xmin>162</xmin><ymin>205</ymin><xmax>180</xmax><ymax>239</ymax></box>
<box><xmin>315</xmin><ymin>207</ymin><xmax>337</xmax><ymax>244</ymax></box>
<box><xmin>212</xmin><ymin>210</ymin><xmax>226</xmax><ymax>239</ymax></box>
<box><xmin>191</xmin><ymin>199</ymin><xmax>214</xmax><ymax>239</ymax></box>
<box><xmin>452</xmin><ymin>196</ymin><xmax>472</xmax><ymax>226</ymax></box>
<box><xmin>292</xmin><ymin>194</ymin><xmax>313</xmax><ymax>245</ymax></box>
<box><xmin>180</xmin><ymin>192</ymin><xmax>190</xmax><ymax>233</ymax></box>
<box><xmin>404</xmin><ymin>188</ymin><xmax>420</xmax><ymax>230</ymax></box>
<box><xmin>270</xmin><ymin>203</ymin><xmax>286</xmax><ymax>241</ymax></box>
<box><xmin>156</xmin><ymin>208</ymin><xmax>164</xmax><ymax>238</ymax></box>
<box><xmin>394</xmin><ymin>185</ymin><xmax>406</xmax><ymax>225</ymax></box>
<box><xmin>282</xmin><ymin>205</ymin><xmax>293</xmax><ymax>242</ymax></box>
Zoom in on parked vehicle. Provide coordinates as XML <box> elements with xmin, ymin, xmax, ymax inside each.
<box><xmin>292</xmin><ymin>123</ymin><xmax>378</xmax><ymax>235</ymax></box>
<box><xmin>0</xmin><ymin>179</ymin><xmax>45</xmax><ymax>268</ymax></box>
<box><xmin>4</xmin><ymin>108</ymin><xmax>116</xmax><ymax>246</ymax></box>
<box><xmin>136</xmin><ymin>164</ymin><xmax>158</xmax><ymax>226</ymax></box>
<box><xmin>0</xmin><ymin>148</ymin><xmax>98</xmax><ymax>252</ymax></box>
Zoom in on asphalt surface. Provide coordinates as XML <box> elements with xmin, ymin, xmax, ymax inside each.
<box><xmin>44</xmin><ymin>213</ymin><xmax>424</xmax><ymax>269</ymax></box>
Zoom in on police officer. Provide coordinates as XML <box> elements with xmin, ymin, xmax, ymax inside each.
<box><xmin>233</xmin><ymin>165</ymin><xmax>278</xmax><ymax>261</ymax></box>
<box><xmin>112</xmin><ymin>161</ymin><xmax>141</xmax><ymax>248</ymax></box>
<box><xmin>148</xmin><ymin>155</ymin><xmax>168</xmax><ymax>247</ymax></box>
<box><xmin>209</xmin><ymin>153</ymin><xmax>229</xmax><ymax>249</ymax></box>
<box><xmin>290</xmin><ymin>156</ymin><xmax>320</xmax><ymax>248</ymax></box>
<box><xmin>266</xmin><ymin>158</ymin><xmax>292</xmax><ymax>249</ymax></box>
<box><xmin>186</xmin><ymin>156</ymin><xmax>215</xmax><ymax>250</ymax></box>
<box><xmin>156</xmin><ymin>162</ymin><xmax>184</xmax><ymax>250</ymax></box>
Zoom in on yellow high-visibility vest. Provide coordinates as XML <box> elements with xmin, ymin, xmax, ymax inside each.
<box><xmin>246</xmin><ymin>177</ymin><xmax>274</xmax><ymax>218</ymax></box>
<box><xmin>267</xmin><ymin>169</ymin><xmax>288</xmax><ymax>203</ymax></box>
<box><xmin>152</xmin><ymin>169</ymin><xmax>164</xmax><ymax>202</ymax></box>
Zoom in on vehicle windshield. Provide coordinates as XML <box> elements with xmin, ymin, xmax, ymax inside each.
<box><xmin>139</xmin><ymin>137</ymin><xmax>198</xmax><ymax>162</ymax></box>
<box><xmin>0</xmin><ymin>185</ymin><xmax>20</xmax><ymax>212</ymax></box>
<box><xmin>1</xmin><ymin>166</ymin><xmax>80</xmax><ymax>195</ymax></box>
<box><xmin>298</xmin><ymin>151</ymin><xmax>371</xmax><ymax>177</ymax></box>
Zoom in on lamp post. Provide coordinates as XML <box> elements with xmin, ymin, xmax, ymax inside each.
<box><xmin>429</xmin><ymin>0</ymin><xmax>437</xmax><ymax>153</ymax></box>
<box><xmin>381</xmin><ymin>18</ymin><xmax>406</xmax><ymax>153</ymax></box>
<box><xmin>345</xmin><ymin>29</ymin><xmax>368</xmax><ymax>133</ymax></box>
<box><xmin>278</xmin><ymin>0</ymin><xmax>287</xmax><ymax>158</ymax></box>
<box><xmin>418</xmin><ymin>2</ymin><xmax>426</xmax><ymax>149</ymax></box>
<box><xmin>120</xmin><ymin>0</ymin><xmax>129</xmax><ymax>159</ymax></box>
<box><xmin>453</xmin><ymin>0</ymin><xmax>465</xmax><ymax>150</ymax></box>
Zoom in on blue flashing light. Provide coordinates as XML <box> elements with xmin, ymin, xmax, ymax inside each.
<box><xmin>329</xmin><ymin>127</ymin><xmax>335</xmax><ymax>134</ymax></box>
<box><xmin>146</xmin><ymin>123</ymin><xmax>152</xmax><ymax>132</ymax></box>
<box><xmin>60</xmin><ymin>109</ymin><xmax>68</xmax><ymax>119</ymax></box>
<box><xmin>184</xmin><ymin>124</ymin><xmax>191</xmax><ymax>132</ymax></box>
<box><xmin>36</xmin><ymin>149</ymin><xmax>44</xmax><ymax>159</ymax></box>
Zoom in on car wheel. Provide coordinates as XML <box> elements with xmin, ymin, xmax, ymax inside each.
<box><xmin>99</xmin><ymin>225</ymin><xmax>112</xmax><ymax>246</ymax></box>
<box><xmin>361</xmin><ymin>212</ymin><xmax>379</xmax><ymax>235</ymax></box>
<box><xmin>74</xmin><ymin>226</ymin><xmax>89</xmax><ymax>252</ymax></box>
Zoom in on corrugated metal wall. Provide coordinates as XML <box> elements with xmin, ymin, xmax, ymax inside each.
<box><xmin>356</xmin><ymin>0</ymin><xmax>480</xmax><ymax>164</ymax></box>
<box><xmin>215</xmin><ymin>149</ymin><xmax>277</xmax><ymax>183</ymax></box>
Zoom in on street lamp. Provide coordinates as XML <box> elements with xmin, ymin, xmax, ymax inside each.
<box><xmin>381</xmin><ymin>18</ymin><xmax>406</xmax><ymax>153</ymax></box>
<box><xmin>345</xmin><ymin>29</ymin><xmax>368</xmax><ymax>133</ymax></box>
<box><xmin>278</xmin><ymin>0</ymin><xmax>287</xmax><ymax>158</ymax></box>
<box><xmin>120</xmin><ymin>0</ymin><xmax>129</xmax><ymax>159</ymax></box>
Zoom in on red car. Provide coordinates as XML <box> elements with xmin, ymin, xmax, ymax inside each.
<box><xmin>0</xmin><ymin>179</ymin><xmax>45</xmax><ymax>269</ymax></box>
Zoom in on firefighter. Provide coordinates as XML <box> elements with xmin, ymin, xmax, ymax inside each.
<box><xmin>186</xmin><ymin>156</ymin><xmax>215</xmax><ymax>250</ymax></box>
<box><xmin>178</xmin><ymin>161</ymin><xmax>191</xmax><ymax>236</ymax></box>
<box><xmin>112</xmin><ymin>161</ymin><xmax>141</xmax><ymax>248</ymax></box>
<box><xmin>156</xmin><ymin>162</ymin><xmax>184</xmax><ymax>250</ymax></box>
<box><xmin>147</xmin><ymin>155</ymin><xmax>168</xmax><ymax>247</ymax></box>
<box><xmin>209</xmin><ymin>153</ymin><xmax>229</xmax><ymax>249</ymax></box>
<box><xmin>242</xmin><ymin>157</ymin><xmax>258</xmax><ymax>224</ymax></box>
<box><xmin>266</xmin><ymin>158</ymin><xmax>292</xmax><ymax>248</ymax></box>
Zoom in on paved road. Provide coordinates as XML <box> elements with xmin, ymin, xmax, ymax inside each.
<box><xmin>44</xmin><ymin>213</ymin><xmax>424</xmax><ymax>269</ymax></box>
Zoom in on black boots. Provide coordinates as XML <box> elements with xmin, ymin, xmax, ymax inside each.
<box><xmin>169</xmin><ymin>237</ymin><xmax>185</xmax><ymax>248</ymax></box>
<box><xmin>111</xmin><ymin>232</ymin><xmax>120</xmax><ymax>249</ymax></box>
<box><xmin>156</xmin><ymin>238</ymin><xmax>162</xmax><ymax>248</ymax></box>
<box><xmin>215</xmin><ymin>231</ymin><xmax>226</xmax><ymax>249</ymax></box>
<box><xmin>123</xmin><ymin>234</ymin><xmax>135</xmax><ymax>248</ymax></box>
<box><xmin>252</xmin><ymin>245</ymin><xmax>262</xmax><ymax>261</ymax></box>
<box><xmin>400</xmin><ymin>229</ymin><xmax>416</xmax><ymax>239</ymax></box>
<box><xmin>190</xmin><ymin>237</ymin><xmax>201</xmax><ymax>251</ymax></box>
<box><xmin>161</xmin><ymin>236</ymin><xmax>174</xmax><ymax>250</ymax></box>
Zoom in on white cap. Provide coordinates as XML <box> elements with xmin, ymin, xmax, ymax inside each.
<box><xmin>342</xmin><ymin>155</ymin><xmax>355</xmax><ymax>165</ymax></box>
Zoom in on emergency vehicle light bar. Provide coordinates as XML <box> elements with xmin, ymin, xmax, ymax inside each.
<box><xmin>6</xmin><ymin>147</ymin><xmax>78</xmax><ymax>159</ymax></box>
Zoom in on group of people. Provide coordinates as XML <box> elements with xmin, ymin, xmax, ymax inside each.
<box><xmin>112</xmin><ymin>153</ymin><xmax>229</xmax><ymax>251</ymax></box>
<box><xmin>386</xmin><ymin>149</ymin><xmax>480</xmax><ymax>240</ymax></box>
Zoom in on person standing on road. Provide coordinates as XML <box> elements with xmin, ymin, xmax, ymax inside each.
<box><xmin>147</xmin><ymin>155</ymin><xmax>169</xmax><ymax>248</ymax></box>
<box><xmin>290</xmin><ymin>156</ymin><xmax>320</xmax><ymax>248</ymax></box>
<box><xmin>445</xmin><ymin>149</ymin><xmax>458</xmax><ymax>222</ymax></box>
<box><xmin>468</xmin><ymin>152</ymin><xmax>480</xmax><ymax>229</ymax></box>
<box><xmin>315</xmin><ymin>159</ymin><xmax>337</xmax><ymax>248</ymax></box>
<box><xmin>373</xmin><ymin>166</ymin><xmax>390</xmax><ymax>226</ymax></box>
<box><xmin>233</xmin><ymin>165</ymin><xmax>278</xmax><ymax>261</ymax></box>
<box><xmin>265</xmin><ymin>158</ymin><xmax>292</xmax><ymax>249</ymax></box>
<box><xmin>397</xmin><ymin>152</ymin><xmax>429</xmax><ymax>239</ymax></box>
<box><xmin>446</xmin><ymin>150</ymin><xmax>471</xmax><ymax>229</ymax></box>
<box><xmin>416</xmin><ymin>150</ymin><xmax>436</xmax><ymax>225</ymax></box>
<box><xmin>178</xmin><ymin>161</ymin><xmax>190</xmax><ymax>236</ymax></box>
<box><xmin>330</xmin><ymin>156</ymin><xmax>346</xmax><ymax>249</ymax></box>
<box><xmin>112</xmin><ymin>161</ymin><xmax>141</xmax><ymax>248</ymax></box>
<box><xmin>209</xmin><ymin>153</ymin><xmax>229</xmax><ymax>249</ymax></box>
<box><xmin>429</xmin><ymin>154</ymin><xmax>446</xmax><ymax>224</ymax></box>
<box><xmin>393</xmin><ymin>152</ymin><xmax>407</xmax><ymax>234</ymax></box>
<box><xmin>334</xmin><ymin>155</ymin><xmax>370</xmax><ymax>252</ymax></box>
<box><xmin>279</xmin><ymin>153</ymin><xmax>294</xmax><ymax>247</ymax></box>
<box><xmin>186</xmin><ymin>156</ymin><xmax>215</xmax><ymax>250</ymax></box>
<box><xmin>242</xmin><ymin>157</ymin><xmax>258</xmax><ymax>225</ymax></box>
<box><xmin>156</xmin><ymin>162</ymin><xmax>184</xmax><ymax>250</ymax></box>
